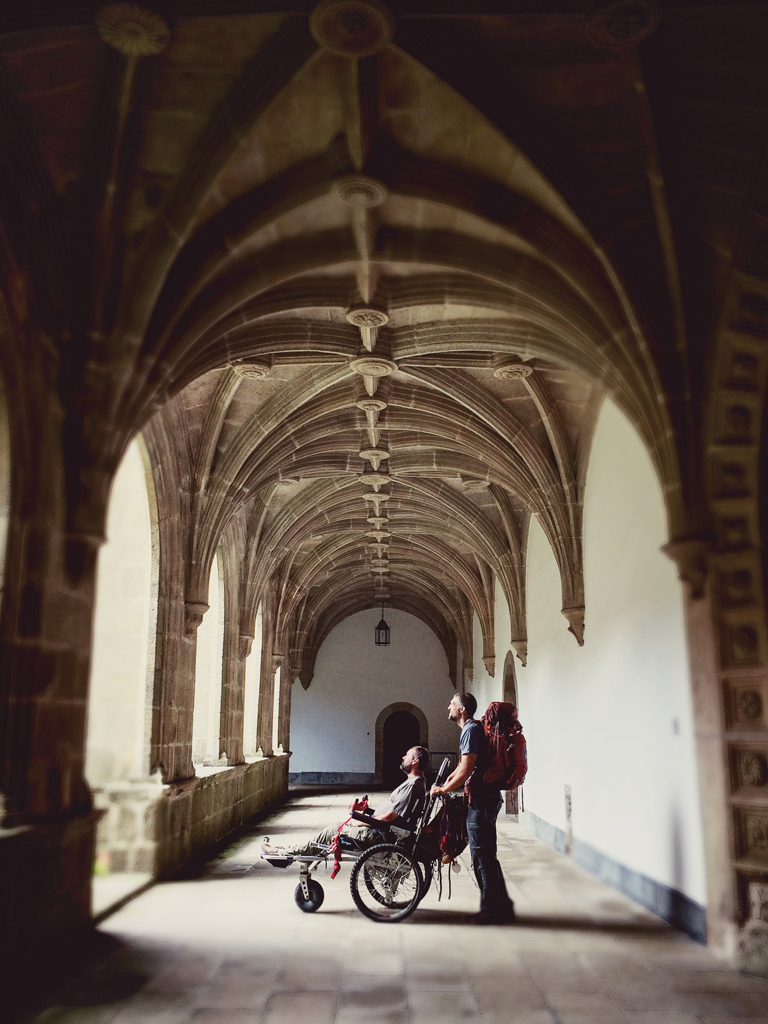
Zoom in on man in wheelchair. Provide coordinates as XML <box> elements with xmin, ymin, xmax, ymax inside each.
<box><xmin>261</xmin><ymin>745</ymin><xmax>429</xmax><ymax>859</ymax></box>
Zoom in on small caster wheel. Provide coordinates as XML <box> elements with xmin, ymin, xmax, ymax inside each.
<box><xmin>294</xmin><ymin>878</ymin><xmax>324</xmax><ymax>913</ymax></box>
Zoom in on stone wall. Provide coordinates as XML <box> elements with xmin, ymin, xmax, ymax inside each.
<box><xmin>94</xmin><ymin>754</ymin><xmax>289</xmax><ymax>879</ymax></box>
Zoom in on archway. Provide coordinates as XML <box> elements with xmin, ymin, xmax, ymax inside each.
<box><xmin>374</xmin><ymin>701</ymin><xmax>430</xmax><ymax>785</ymax></box>
<box><xmin>382</xmin><ymin>710</ymin><xmax>420</xmax><ymax>789</ymax></box>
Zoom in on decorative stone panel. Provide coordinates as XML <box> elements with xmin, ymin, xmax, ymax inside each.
<box><xmin>725</xmin><ymin>680</ymin><xmax>766</xmax><ymax>730</ymax></box>
<box><xmin>738</xmin><ymin>809</ymin><xmax>768</xmax><ymax>865</ymax></box>
<box><xmin>721</xmin><ymin>620</ymin><xmax>763</xmax><ymax>668</ymax></box>
<box><xmin>730</xmin><ymin>744</ymin><xmax>768</xmax><ymax>795</ymax></box>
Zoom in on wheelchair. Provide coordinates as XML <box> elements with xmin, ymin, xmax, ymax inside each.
<box><xmin>261</xmin><ymin>757</ymin><xmax>451</xmax><ymax>923</ymax></box>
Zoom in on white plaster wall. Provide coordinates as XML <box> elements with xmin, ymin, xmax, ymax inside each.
<box><xmin>86</xmin><ymin>440</ymin><xmax>152</xmax><ymax>784</ymax></box>
<box><xmin>243</xmin><ymin>604</ymin><xmax>263</xmax><ymax>757</ymax></box>
<box><xmin>192</xmin><ymin>554</ymin><xmax>225</xmax><ymax>765</ymax></box>
<box><xmin>290</xmin><ymin>608</ymin><xmax>459</xmax><ymax>774</ymax></box>
<box><xmin>512</xmin><ymin>398</ymin><xmax>706</xmax><ymax>904</ymax></box>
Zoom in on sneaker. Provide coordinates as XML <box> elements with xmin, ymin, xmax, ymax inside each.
<box><xmin>466</xmin><ymin>911</ymin><xmax>499</xmax><ymax>925</ymax></box>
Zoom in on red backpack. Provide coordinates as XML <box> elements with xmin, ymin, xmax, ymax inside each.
<box><xmin>480</xmin><ymin>702</ymin><xmax>527</xmax><ymax>790</ymax></box>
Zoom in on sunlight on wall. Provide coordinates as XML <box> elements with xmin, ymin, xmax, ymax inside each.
<box><xmin>192</xmin><ymin>553</ymin><xmax>225</xmax><ymax>765</ymax></box>
<box><xmin>512</xmin><ymin>398</ymin><xmax>706</xmax><ymax>904</ymax></box>
<box><xmin>243</xmin><ymin>604</ymin><xmax>263</xmax><ymax>757</ymax></box>
<box><xmin>86</xmin><ymin>440</ymin><xmax>153</xmax><ymax>784</ymax></box>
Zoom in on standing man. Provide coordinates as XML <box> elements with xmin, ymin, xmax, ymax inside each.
<box><xmin>431</xmin><ymin>693</ymin><xmax>515</xmax><ymax>924</ymax></box>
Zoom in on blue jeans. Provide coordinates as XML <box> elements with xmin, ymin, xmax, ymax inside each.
<box><xmin>466</xmin><ymin>790</ymin><xmax>514</xmax><ymax>918</ymax></box>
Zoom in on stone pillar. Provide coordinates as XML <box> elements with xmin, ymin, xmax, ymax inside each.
<box><xmin>219</xmin><ymin>624</ymin><xmax>247</xmax><ymax>766</ymax></box>
<box><xmin>683</xmin><ymin>582</ymin><xmax>737</xmax><ymax>957</ymax></box>
<box><xmin>150</xmin><ymin>598</ymin><xmax>198</xmax><ymax>783</ymax></box>
<box><xmin>256</xmin><ymin>584</ymin><xmax>277</xmax><ymax>757</ymax></box>
<box><xmin>277</xmin><ymin>662</ymin><xmax>293</xmax><ymax>753</ymax></box>
<box><xmin>0</xmin><ymin>523</ymin><xmax>104</xmax><ymax>1002</ymax></box>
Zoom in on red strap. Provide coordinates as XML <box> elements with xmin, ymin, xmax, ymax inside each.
<box><xmin>330</xmin><ymin>796</ymin><xmax>369</xmax><ymax>879</ymax></box>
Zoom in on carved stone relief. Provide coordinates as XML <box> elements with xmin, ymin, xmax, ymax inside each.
<box><xmin>587</xmin><ymin>0</ymin><xmax>661</xmax><ymax>48</ymax></box>
<box><xmin>749</xmin><ymin>882</ymin><xmax>768</xmax><ymax>922</ymax></box>
<box><xmin>726</xmin><ymin>350</ymin><xmax>760</xmax><ymax>390</ymax></box>
<box><xmin>734</xmin><ymin>687</ymin><xmax>763</xmax><ymax>725</ymax></box>
<box><xmin>745</xmin><ymin>814</ymin><xmax>768</xmax><ymax>858</ymax></box>
<box><xmin>309</xmin><ymin>0</ymin><xmax>394</xmax><ymax>57</ymax></box>
<box><xmin>742</xmin><ymin>751</ymin><xmax>768</xmax><ymax>788</ymax></box>
<box><xmin>722</xmin><ymin>568</ymin><xmax>756</xmax><ymax>607</ymax></box>
<box><xmin>729</xmin><ymin>625</ymin><xmax>760</xmax><ymax>665</ymax></box>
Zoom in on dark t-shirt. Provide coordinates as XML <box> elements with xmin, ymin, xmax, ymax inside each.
<box><xmin>460</xmin><ymin>719</ymin><xmax>483</xmax><ymax>758</ymax></box>
<box><xmin>460</xmin><ymin>718</ymin><xmax>499</xmax><ymax>804</ymax></box>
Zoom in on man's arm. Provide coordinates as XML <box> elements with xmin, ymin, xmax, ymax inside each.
<box><xmin>431</xmin><ymin>752</ymin><xmax>476</xmax><ymax>796</ymax></box>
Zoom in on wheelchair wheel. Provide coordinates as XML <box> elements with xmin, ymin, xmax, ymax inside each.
<box><xmin>294</xmin><ymin>878</ymin><xmax>324</xmax><ymax>913</ymax></box>
<box><xmin>418</xmin><ymin>859</ymin><xmax>434</xmax><ymax>899</ymax></box>
<box><xmin>350</xmin><ymin>844</ymin><xmax>422</xmax><ymax>922</ymax></box>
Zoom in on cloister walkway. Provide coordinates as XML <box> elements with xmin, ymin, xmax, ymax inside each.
<box><xmin>23</xmin><ymin>789</ymin><xmax>768</xmax><ymax>1024</ymax></box>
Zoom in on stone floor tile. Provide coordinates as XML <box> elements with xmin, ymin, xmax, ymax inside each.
<box><xmin>622</xmin><ymin>1013</ymin><xmax>707</xmax><ymax>1024</ymax></box>
<box><xmin>470</xmin><ymin>975</ymin><xmax>547</xmax><ymax>1014</ymax></box>
<box><xmin>335</xmin><ymin>1010</ymin><xmax>408</xmax><ymax>1024</ymax></box>
<box><xmin>598</xmin><ymin>978</ymin><xmax>676</xmax><ymax>1010</ymax></box>
<box><xmin>110</xmin><ymin>993</ymin><xmax>193</xmax><ymax>1024</ymax></box>
<box><xmin>674</xmin><ymin>991</ymin><xmax>768</xmax><ymax>1017</ymax></box>
<box><xmin>338</xmin><ymin>978</ymin><xmax>407</xmax><ymax>1015</ymax></box>
<box><xmin>700</xmin><ymin>1019</ymin><xmax>768</xmax><ymax>1024</ymax></box>
<box><xmin>556</xmin><ymin>1013</ymin><xmax>629</xmax><ymax>1024</ymax></box>
<box><xmin>404</xmin><ymin>960</ymin><xmax>471</xmax><ymax>990</ymax></box>
<box><xmin>188</xmin><ymin>1012</ymin><xmax>259</xmax><ymax>1024</ymax></box>
<box><xmin>407</xmin><ymin>989</ymin><xmax>482</xmax><ymax>1022</ymax></box>
<box><xmin>278</xmin><ymin>957</ymin><xmax>342</xmax><ymax>991</ymax></box>
<box><xmin>342</xmin><ymin>951</ymin><xmax>403</xmax><ymax>976</ymax></box>
<box><xmin>477</xmin><ymin>1014</ymin><xmax>554</xmax><ymax>1024</ymax></box>
<box><xmin>195</xmin><ymin>972</ymin><xmax>274</xmax><ymax>1009</ymax></box>
<box><xmin>545</xmin><ymin>991</ymin><xmax>623</xmax><ymax>1012</ymax></box>
<box><xmin>662</xmin><ymin>970</ymin><xmax>768</xmax><ymax>993</ymax></box>
<box><xmin>31</xmin><ymin>1008</ymin><xmax>120</xmax><ymax>1024</ymax></box>
<box><xmin>263</xmin><ymin>991</ymin><xmax>336</xmax><ymax>1024</ymax></box>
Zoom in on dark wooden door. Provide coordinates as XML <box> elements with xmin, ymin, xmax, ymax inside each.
<box><xmin>382</xmin><ymin>709</ymin><xmax>420</xmax><ymax>788</ymax></box>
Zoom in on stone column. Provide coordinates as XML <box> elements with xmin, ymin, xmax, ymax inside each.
<box><xmin>219</xmin><ymin>623</ymin><xmax>247</xmax><ymax>766</ymax></box>
<box><xmin>0</xmin><ymin>520</ymin><xmax>104</xmax><ymax>1003</ymax></box>
<box><xmin>277</xmin><ymin>662</ymin><xmax>293</xmax><ymax>753</ymax></box>
<box><xmin>255</xmin><ymin>584</ymin><xmax>277</xmax><ymax>757</ymax></box>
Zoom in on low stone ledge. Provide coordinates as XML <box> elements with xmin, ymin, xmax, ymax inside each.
<box><xmin>94</xmin><ymin>755</ymin><xmax>290</xmax><ymax>882</ymax></box>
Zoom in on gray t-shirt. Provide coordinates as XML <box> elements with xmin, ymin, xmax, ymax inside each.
<box><xmin>374</xmin><ymin>775</ymin><xmax>426</xmax><ymax>824</ymax></box>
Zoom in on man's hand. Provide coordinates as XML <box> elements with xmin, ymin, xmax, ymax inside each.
<box><xmin>433</xmin><ymin>752</ymin><xmax>476</xmax><ymax>796</ymax></box>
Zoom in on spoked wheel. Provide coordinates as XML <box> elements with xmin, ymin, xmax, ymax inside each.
<box><xmin>350</xmin><ymin>843</ymin><xmax>423</xmax><ymax>922</ymax></box>
<box><xmin>417</xmin><ymin>859</ymin><xmax>434</xmax><ymax>899</ymax></box>
<box><xmin>294</xmin><ymin>878</ymin><xmax>324</xmax><ymax>913</ymax></box>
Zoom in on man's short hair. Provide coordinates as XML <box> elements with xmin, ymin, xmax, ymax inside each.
<box><xmin>455</xmin><ymin>692</ymin><xmax>477</xmax><ymax>718</ymax></box>
<box><xmin>412</xmin><ymin>745</ymin><xmax>429</xmax><ymax>772</ymax></box>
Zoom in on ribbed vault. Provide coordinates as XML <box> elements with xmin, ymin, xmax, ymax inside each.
<box><xmin>102</xmin><ymin>1</ymin><xmax>689</xmax><ymax>689</ymax></box>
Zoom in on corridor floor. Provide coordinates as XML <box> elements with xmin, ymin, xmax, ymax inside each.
<box><xmin>25</xmin><ymin>789</ymin><xmax>768</xmax><ymax>1024</ymax></box>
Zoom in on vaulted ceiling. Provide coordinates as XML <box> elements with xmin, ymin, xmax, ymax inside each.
<box><xmin>1</xmin><ymin>0</ymin><xmax>765</xmax><ymax>684</ymax></box>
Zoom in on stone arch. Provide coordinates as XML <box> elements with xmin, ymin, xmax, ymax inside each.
<box><xmin>375</xmin><ymin>701</ymin><xmax>429</xmax><ymax>784</ymax></box>
<box><xmin>86</xmin><ymin>439</ymin><xmax>154</xmax><ymax>786</ymax></box>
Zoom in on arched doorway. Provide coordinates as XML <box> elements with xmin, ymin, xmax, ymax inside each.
<box><xmin>382</xmin><ymin>709</ymin><xmax>421</xmax><ymax>789</ymax></box>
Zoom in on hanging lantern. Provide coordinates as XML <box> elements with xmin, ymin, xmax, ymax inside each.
<box><xmin>375</xmin><ymin>600</ymin><xmax>390</xmax><ymax>646</ymax></box>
